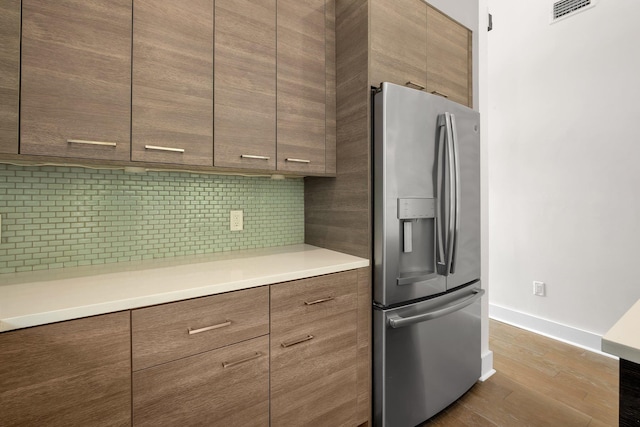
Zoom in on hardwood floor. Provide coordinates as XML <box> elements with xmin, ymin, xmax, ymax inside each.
<box><xmin>423</xmin><ymin>320</ymin><xmax>619</xmax><ymax>426</ymax></box>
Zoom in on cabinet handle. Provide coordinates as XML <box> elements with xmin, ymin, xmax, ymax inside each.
<box><xmin>405</xmin><ymin>81</ymin><xmax>426</xmax><ymax>90</ymax></box>
<box><xmin>67</xmin><ymin>139</ymin><xmax>117</xmax><ymax>147</ymax></box>
<box><xmin>240</xmin><ymin>154</ymin><xmax>270</xmax><ymax>160</ymax></box>
<box><xmin>304</xmin><ymin>296</ymin><xmax>335</xmax><ymax>305</ymax></box>
<box><xmin>285</xmin><ymin>158</ymin><xmax>311</xmax><ymax>164</ymax></box>
<box><xmin>222</xmin><ymin>351</ymin><xmax>263</xmax><ymax>368</ymax></box>
<box><xmin>281</xmin><ymin>334</ymin><xmax>314</xmax><ymax>348</ymax></box>
<box><xmin>144</xmin><ymin>144</ymin><xmax>185</xmax><ymax>153</ymax></box>
<box><xmin>188</xmin><ymin>320</ymin><xmax>232</xmax><ymax>335</ymax></box>
<box><xmin>430</xmin><ymin>90</ymin><xmax>449</xmax><ymax>99</ymax></box>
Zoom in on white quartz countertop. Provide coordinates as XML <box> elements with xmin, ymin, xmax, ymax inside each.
<box><xmin>0</xmin><ymin>244</ymin><xmax>369</xmax><ymax>333</ymax></box>
<box><xmin>602</xmin><ymin>299</ymin><xmax>640</xmax><ymax>364</ymax></box>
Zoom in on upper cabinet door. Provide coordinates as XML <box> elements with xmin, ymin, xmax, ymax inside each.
<box><xmin>370</xmin><ymin>0</ymin><xmax>427</xmax><ymax>90</ymax></box>
<box><xmin>277</xmin><ymin>0</ymin><xmax>326</xmax><ymax>175</ymax></box>
<box><xmin>20</xmin><ymin>0</ymin><xmax>132</xmax><ymax>161</ymax></box>
<box><xmin>0</xmin><ymin>0</ymin><xmax>20</xmax><ymax>154</ymax></box>
<box><xmin>132</xmin><ymin>1</ymin><xmax>213</xmax><ymax>166</ymax></box>
<box><xmin>214</xmin><ymin>0</ymin><xmax>276</xmax><ymax>171</ymax></box>
<box><xmin>426</xmin><ymin>5</ymin><xmax>473</xmax><ymax>108</ymax></box>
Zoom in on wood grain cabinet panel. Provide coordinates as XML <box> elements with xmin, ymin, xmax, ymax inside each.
<box><xmin>20</xmin><ymin>0</ymin><xmax>132</xmax><ymax>161</ymax></box>
<box><xmin>270</xmin><ymin>271</ymin><xmax>358</xmax><ymax>426</ymax></box>
<box><xmin>214</xmin><ymin>0</ymin><xmax>276</xmax><ymax>171</ymax></box>
<box><xmin>0</xmin><ymin>0</ymin><xmax>20</xmax><ymax>154</ymax></box>
<box><xmin>426</xmin><ymin>4</ymin><xmax>473</xmax><ymax>108</ymax></box>
<box><xmin>132</xmin><ymin>0</ymin><xmax>213</xmax><ymax>166</ymax></box>
<box><xmin>277</xmin><ymin>0</ymin><xmax>327</xmax><ymax>174</ymax></box>
<box><xmin>370</xmin><ymin>0</ymin><xmax>427</xmax><ymax>89</ymax></box>
<box><xmin>133</xmin><ymin>335</ymin><xmax>269</xmax><ymax>427</ymax></box>
<box><xmin>132</xmin><ymin>286</ymin><xmax>269</xmax><ymax>371</ymax></box>
<box><xmin>0</xmin><ymin>312</ymin><xmax>131</xmax><ymax>426</ymax></box>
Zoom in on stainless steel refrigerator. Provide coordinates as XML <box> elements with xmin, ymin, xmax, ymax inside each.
<box><xmin>372</xmin><ymin>82</ymin><xmax>484</xmax><ymax>427</ymax></box>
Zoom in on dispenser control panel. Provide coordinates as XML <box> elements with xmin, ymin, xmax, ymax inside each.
<box><xmin>397</xmin><ymin>198</ymin><xmax>435</xmax><ymax>219</ymax></box>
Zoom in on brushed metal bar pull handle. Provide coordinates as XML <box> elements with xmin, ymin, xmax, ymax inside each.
<box><xmin>222</xmin><ymin>351</ymin><xmax>263</xmax><ymax>368</ymax></box>
<box><xmin>450</xmin><ymin>113</ymin><xmax>461</xmax><ymax>274</ymax></box>
<box><xmin>281</xmin><ymin>334</ymin><xmax>314</xmax><ymax>348</ymax></box>
<box><xmin>304</xmin><ymin>296</ymin><xmax>335</xmax><ymax>305</ymax></box>
<box><xmin>188</xmin><ymin>320</ymin><xmax>231</xmax><ymax>335</ymax></box>
<box><xmin>388</xmin><ymin>289</ymin><xmax>485</xmax><ymax>329</ymax></box>
<box><xmin>241</xmin><ymin>154</ymin><xmax>270</xmax><ymax>160</ymax></box>
<box><xmin>67</xmin><ymin>139</ymin><xmax>117</xmax><ymax>147</ymax></box>
<box><xmin>145</xmin><ymin>145</ymin><xmax>185</xmax><ymax>153</ymax></box>
<box><xmin>431</xmin><ymin>90</ymin><xmax>449</xmax><ymax>98</ymax></box>
<box><xmin>405</xmin><ymin>81</ymin><xmax>425</xmax><ymax>90</ymax></box>
<box><xmin>285</xmin><ymin>158</ymin><xmax>311</xmax><ymax>163</ymax></box>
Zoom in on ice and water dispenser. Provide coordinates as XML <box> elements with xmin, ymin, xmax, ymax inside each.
<box><xmin>396</xmin><ymin>198</ymin><xmax>438</xmax><ymax>285</ymax></box>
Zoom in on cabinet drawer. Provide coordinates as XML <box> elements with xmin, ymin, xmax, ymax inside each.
<box><xmin>270</xmin><ymin>270</ymin><xmax>358</xmax><ymax>331</ymax></box>
<box><xmin>132</xmin><ymin>286</ymin><xmax>269</xmax><ymax>371</ymax></box>
<box><xmin>270</xmin><ymin>271</ymin><xmax>358</xmax><ymax>426</ymax></box>
<box><xmin>133</xmin><ymin>335</ymin><xmax>269</xmax><ymax>427</ymax></box>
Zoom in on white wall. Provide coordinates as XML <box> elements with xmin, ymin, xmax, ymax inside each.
<box><xmin>487</xmin><ymin>0</ymin><xmax>640</xmax><ymax>347</ymax></box>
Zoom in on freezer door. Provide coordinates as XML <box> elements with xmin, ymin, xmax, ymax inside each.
<box><xmin>444</xmin><ymin>102</ymin><xmax>481</xmax><ymax>290</ymax></box>
<box><xmin>373</xmin><ymin>282</ymin><xmax>483</xmax><ymax>427</ymax></box>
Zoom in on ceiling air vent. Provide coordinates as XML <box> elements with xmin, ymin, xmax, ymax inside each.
<box><xmin>552</xmin><ymin>0</ymin><xmax>595</xmax><ymax>22</ymax></box>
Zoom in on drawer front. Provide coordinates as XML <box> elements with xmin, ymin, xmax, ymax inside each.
<box><xmin>132</xmin><ymin>286</ymin><xmax>269</xmax><ymax>371</ymax></box>
<box><xmin>133</xmin><ymin>335</ymin><xmax>269</xmax><ymax>427</ymax></box>
<box><xmin>270</xmin><ymin>270</ymin><xmax>358</xmax><ymax>334</ymax></box>
<box><xmin>270</xmin><ymin>271</ymin><xmax>358</xmax><ymax>426</ymax></box>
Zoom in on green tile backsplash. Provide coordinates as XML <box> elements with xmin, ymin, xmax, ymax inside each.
<box><xmin>0</xmin><ymin>164</ymin><xmax>304</xmax><ymax>274</ymax></box>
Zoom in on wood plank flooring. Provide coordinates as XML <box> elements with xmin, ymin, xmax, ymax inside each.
<box><xmin>422</xmin><ymin>320</ymin><xmax>619</xmax><ymax>426</ymax></box>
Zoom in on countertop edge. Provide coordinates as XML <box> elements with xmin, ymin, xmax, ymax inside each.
<box><xmin>0</xmin><ymin>245</ymin><xmax>369</xmax><ymax>333</ymax></box>
<box><xmin>601</xmin><ymin>299</ymin><xmax>640</xmax><ymax>364</ymax></box>
<box><xmin>601</xmin><ymin>339</ymin><xmax>640</xmax><ymax>365</ymax></box>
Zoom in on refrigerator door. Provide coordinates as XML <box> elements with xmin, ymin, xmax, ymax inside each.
<box><xmin>373</xmin><ymin>83</ymin><xmax>447</xmax><ymax>307</ymax></box>
<box><xmin>441</xmin><ymin>101</ymin><xmax>481</xmax><ymax>290</ymax></box>
<box><xmin>373</xmin><ymin>282</ymin><xmax>483</xmax><ymax>427</ymax></box>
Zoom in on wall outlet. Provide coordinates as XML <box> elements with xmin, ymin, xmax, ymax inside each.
<box><xmin>230</xmin><ymin>210</ymin><xmax>243</xmax><ymax>231</ymax></box>
<box><xmin>533</xmin><ymin>281</ymin><xmax>546</xmax><ymax>296</ymax></box>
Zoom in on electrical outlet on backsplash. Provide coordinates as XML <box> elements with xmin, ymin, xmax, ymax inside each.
<box><xmin>0</xmin><ymin>164</ymin><xmax>304</xmax><ymax>274</ymax></box>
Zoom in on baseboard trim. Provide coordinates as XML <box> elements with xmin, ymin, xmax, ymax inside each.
<box><xmin>489</xmin><ymin>303</ymin><xmax>616</xmax><ymax>358</ymax></box>
<box><xmin>480</xmin><ymin>350</ymin><xmax>495</xmax><ymax>381</ymax></box>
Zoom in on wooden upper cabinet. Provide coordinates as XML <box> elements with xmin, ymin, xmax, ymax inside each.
<box><xmin>20</xmin><ymin>0</ymin><xmax>132</xmax><ymax>161</ymax></box>
<box><xmin>0</xmin><ymin>312</ymin><xmax>131</xmax><ymax>426</ymax></box>
<box><xmin>214</xmin><ymin>0</ymin><xmax>276</xmax><ymax>171</ymax></box>
<box><xmin>370</xmin><ymin>0</ymin><xmax>427</xmax><ymax>90</ymax></box>
<box><xmin>0</xmin><ymin>0</ymin><xmax>20</xmax><ymax>154</ymax></box>
<box><xmin>426</xmin><ymin>5</ymin><xmax>473</xmax><ymax>108</ymax></box>
<box><xmin>324</xmin><ymin>0</ymin><xmax>337</xmax><ymax>175</ymax></box>
<box><xmin>132</xmin><ymin>0</ymin><xmax>213</xmax><ymax>166</ymax></box>
<box><xmin>277</xmin><ymin>0</ymin><xmax>327</xmax><ymax>175</ymax></box>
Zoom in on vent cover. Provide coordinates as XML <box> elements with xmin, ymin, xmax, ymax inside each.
<box><xmin>552</xmin><ymin>0</ymin><xmax>593</xmax><ymax>20</ymax></box>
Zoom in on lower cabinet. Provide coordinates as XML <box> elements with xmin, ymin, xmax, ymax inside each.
<box><xmin>133</xmin><ymin>335</ymin><xmax>270</xmax><ymax>426</ymax></box>
<box><xmin>271</xmin><ymin>270</ymin><xmax>359</xmax><ymax>426</ymax></box>
<box><xmin>0</xmin><ymin>268</ymin><xmax>370</xmax><ymax>426</ymax></box>
<box><xmin>0</xmin><ymin>312</ymin><xmax>131</xmax><ymax>426</ymax></box>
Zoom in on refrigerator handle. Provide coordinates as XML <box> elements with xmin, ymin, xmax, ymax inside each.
<box><xmin>450</xmin><ymin>114</ymin><xmax>461</xmax><ymax>275</ymax></box>
<box><xmin>435</xmin><ymin>115</ymin><xmax>447</xmax><ymax>273</ymax></box>
<box><xmin>387</xmin><ymin>289</ymin><xmax>485</xmax><ymax>328</ymax></box>
<box><xmin>445</xmin><ymin>113</ymin><xmax>456</xmax><ymax>276</ymax></box>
